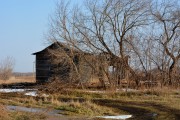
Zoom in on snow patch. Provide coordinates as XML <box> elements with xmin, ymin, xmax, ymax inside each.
<box><xmin>0</xmin><ymin>89</ymin><xmax>37</xmax><ymax>97</ymax></box>
<box><xmin>0</xmin><ymin>89</ymin><xmax>26</xmax><ymax>93</ymax></box>
<box><xmin>97</xmin><ymin>115</ymin><xmax>132</xmax><ymax>119</ymax></box>
<box><xmin>0</xmin><ymin>89</ymin><xmax>49</xmax><ymax>97</ymax></box>
<box><xmin>121</xmin><ymin>88</ymin><xmax>138</xmax><ymax>92</ymax></box>
<box><xmin>24</xmin><ymin>91</ymin><xmax>37</xmax><ymax>97</ymax></box>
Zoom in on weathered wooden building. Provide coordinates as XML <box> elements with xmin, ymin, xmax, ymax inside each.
<box><xmin>32</xmin><ymin>42</ymin><xmax>59</xmax><ymax>83</ymax></box>
<box><xmin>32</xmin><ymin>42</ymin><xmax>95</xmax><ymax>83</ymax></box>
<box><xmin>33</xmin><ymin>42</ymin><xmax>130</xmax><ymax>87</ymax></box>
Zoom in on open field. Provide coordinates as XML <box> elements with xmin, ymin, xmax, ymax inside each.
<box><xmin>0</xmin><ymin>76</ymin><xmax>36</xmax><ymax>84</ymax></box>
<box><xmin>0</xmin><ymin>87</ymin><xmax>179</xmax><ymax>120</ymax></box>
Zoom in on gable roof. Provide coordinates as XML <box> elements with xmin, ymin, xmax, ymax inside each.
<box><xmin>32</xmin><ymin>41</ymin><xmax>94</xmax><ymax>56</ymax></box>
<box><xmin>32</xmin><ymin>42</ymin><xmax>73</xmax><ymax>55</ymax></box>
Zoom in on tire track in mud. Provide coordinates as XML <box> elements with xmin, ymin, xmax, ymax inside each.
<box><xmin>93</xmin><ymin>99</ymin><xmax>180</xmax><ymax>120</ymax></box>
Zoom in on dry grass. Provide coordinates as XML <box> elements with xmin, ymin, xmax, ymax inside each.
<box><xmin>10</xmin><ymin>112</ymin><xmax>46</xmax><ymax>120</ymax></box>
<box><xmin>54</xmin><ymin>100</ymin><xmax>119</xmax><ymax>116</ymax></box>
<box><xmin>0</xmin><ymin>76</ymin><xmax>36</xmax><ymax>84</ymax></box>
<box><xmin>0</xmin><ymin>86</ymin><xmax>179</xmax><ymax>119</ymax></box>
<box><xmin>0</xmin><ymin>104</ymin><xmax>11</xmax><ymax>120</ymax></box>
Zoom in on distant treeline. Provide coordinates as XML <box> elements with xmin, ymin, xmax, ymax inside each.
<box><xmin>13</xmin><ymin>72</ymin><xmax>35</xmax><ymax>77</ymax></box>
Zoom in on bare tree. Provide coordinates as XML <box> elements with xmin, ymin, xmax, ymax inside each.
<box><xmin>0</xmin><ymin>57</ymin><xmax>15</xmax><ymax>80</ymax></box>
<box><xmin>46</xmin><ymin>0</ymin><xmax>180</xmax><ymax>89</ymax></box>
<box><xmin>150</xmin><ymin>0</ymin><xmax>180</xmax><ymax>86</ymax></box>
<box><xmin>47</xmin><ymin>0</ymin><xmax>151</xmax><ymax>88</ymax></box>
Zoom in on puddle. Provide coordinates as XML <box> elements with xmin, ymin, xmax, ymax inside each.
<box><xmin>146</xmin><ymin>113</ymin><xmax>158</xmax><ymax>117</ymax></box>
<box><xmin>6</xmin><ymin>105</ymin><xmax>62</xmax><ymax>116</ymax></box>
<box><xmin>6</xmin><ymin>105</ymin><xmax>92</xmax><ymax>120</ymax></box>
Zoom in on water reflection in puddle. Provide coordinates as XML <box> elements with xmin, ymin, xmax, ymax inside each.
<box><xmin>6</xmin><ymin>105</ymin><xmax>62</xmax><ymax>116</ymax></box>
<box><xmin>6</xmin><ymin>105</ymin><xmax>159</xmax><ymax>120</ymax></box>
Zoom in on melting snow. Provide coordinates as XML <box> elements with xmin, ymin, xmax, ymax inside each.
<box><xmin>0</xmin><ymin>89</ymin><xmax>49</xmax><ymax>97</ymax></box>
<box><xmin>0</xmin><ymin>89</ymin><xmax>26</xmax><ymax>93</ymax></box>
<box><xmin>0</xmin><ymin>89</ymin><xmax>38</xmax><ymax>97</ymax></box>
<box><xmin>121</xmin><ymin>88</ymin><xmax>138</xmax><ymax>92</ymax></box>
<box><xmin>24</xmin><ymin>91</ymin><xmax>37</xmax><ymax>97</ymax></box>
<box><xmin>97</xmin><ymin>115</ymin><xmax>132</xmax><ymax>119</ymax></box>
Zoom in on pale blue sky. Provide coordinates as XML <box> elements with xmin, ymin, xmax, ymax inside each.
<box><xmin>0</xmin><ymin>0</ymin><xmax>83</xmax><ymax>72</ymax></box>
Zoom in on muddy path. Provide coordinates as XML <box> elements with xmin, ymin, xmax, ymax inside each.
<box><xmin>93</xmin><ymin>99</ymin><xmax>180</xmax><ymax>120</ymax></box>
<box><xmin>6</xmin><ymin>105</ymin><xmax>90</xmax><ymax>120</ymax></box>
<box><xmin>4</xmin><ymin>99</ymin><xmax>180</xmax><ymax>120</ymax></box>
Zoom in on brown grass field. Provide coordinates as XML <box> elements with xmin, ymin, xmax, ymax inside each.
<box><xmin>0</xmin><ymin>76</ymin><xmax>36</xmax><ymax>84</ymax></box>
<box><xmin>0</xmin><ymin>76</ymin><xmax>179</xmax><ymax>120</ymax></box>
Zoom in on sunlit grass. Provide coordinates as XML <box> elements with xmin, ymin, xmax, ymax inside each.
<box><xmin>55</xmin><ymin>100</ymin><xmax>120</xmax><ymax>116</ymax></box>
<box><xmin>0</xmin><ymin>87</ymin><xmax>179</xmax><ymax>119</ymax></box>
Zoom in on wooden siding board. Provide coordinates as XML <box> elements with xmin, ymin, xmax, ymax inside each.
<box><xmin>33</xmin><ymin>42</ymin><xmax>127</xmax><ymax>84</ymax></box>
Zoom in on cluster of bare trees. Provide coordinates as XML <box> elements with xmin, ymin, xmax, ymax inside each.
<box><xmin>47</xmin><ymin>0</ymin><xmax>180</xmax><ymax>88</ymax></box>
<box><xmin>0</xmin><ymin>57</ymin><xmax>15</xmax><ymax>80</ymax></box>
